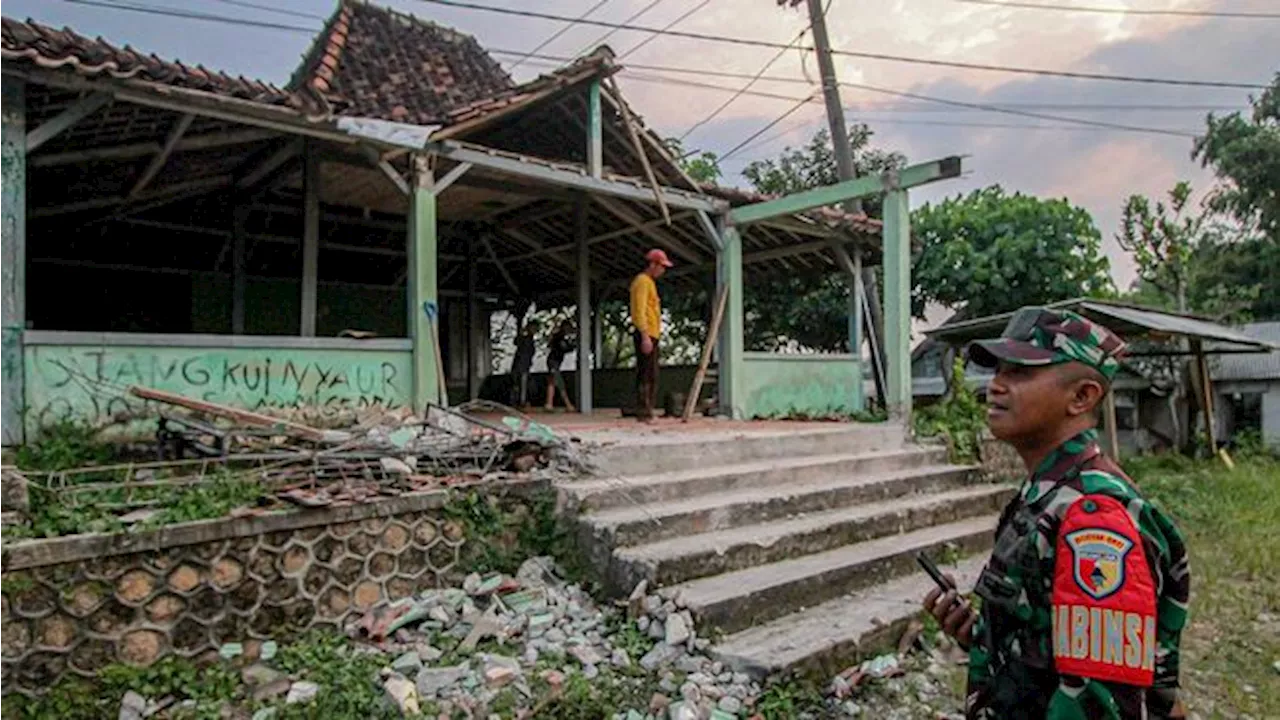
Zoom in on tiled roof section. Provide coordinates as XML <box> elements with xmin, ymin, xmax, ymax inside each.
<box><xmin>1</xmin><ymin>16</ymin><xmax>330</xmax><ymax>117</ymax></box>
<box><xmin>706</xmin><ymin>183</ymin><xmax>884</xmax><ymax>235</ymax></box>
<box><xmin>292</xmin><ymin>0</ymin><xmax>513</xmax><ymax>125</ymax></box>
<box><xmin>438</xmin><ymin>46</ymin><xmax>615</xmax><ymax>132</ymax></box>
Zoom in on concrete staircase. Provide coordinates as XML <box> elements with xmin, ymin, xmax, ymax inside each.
<box><xmin>566</xmin><ymin>423</ymin><xmax>1013</xmax><ymax>679</ymax></box>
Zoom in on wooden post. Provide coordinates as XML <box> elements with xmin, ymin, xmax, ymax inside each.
<box><xmin>466</xmin><ymin>233</ymin><xmax>478</xmax><ymax>400</ymax></box>
<box><xmin>587</xmin><ymin>80</ymin><xmax>602</xmax><ymax>179</ymax></box>
<box><xmin>1193</xmin><ymin>340</ymin><xmax>1217</xmax><ymax>455</ymax></box>
<box><xmin>231</xmin><ymin>204</ymin><xmax>247</xmax><ymax>334</ymax></box>
<box><xmin>2</xmin><ymin>77</ymin><xmax>26</xmax><ymax>445</ymax></box>
<box><xmin>408</xmin><ymin>154</ymin><xmax>441</xmax><ymax>411</ymax></box>
<box><xmin>883</xmin><ymin>188</ymin><xmax>912</xmax><ymax>420</ymax></box>
<box><xmin>684</xmin><ymin>285</ymin><xmax>729</xmax><ymax>421</ymax></box>
<box><xmin>575</xmin><ymin>197</ymin><xmax>593</xmax><ymax>413</ymax></box>
<box><xmin>1104</xmin><ymin>388</ymin><xmax>1120</xmax><ymax>460</ymax></box>
<box><xmin>850</xmin><ymin>248</ymin><xmax>865</xmax><ymax>412</ymax></box>
<box><xmin>300</xmin><ymin>141</ymin><xmax>320</xmax><ymax>337</ymax></box>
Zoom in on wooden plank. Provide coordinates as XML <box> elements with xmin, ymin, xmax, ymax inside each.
<box><xmin>127</xmin><ymin>113</ymin><xmax>194</xmax><ymax>199</ymax></box>
<box><xmin>591</xmin><ymin>195</ymin><xmax>700</xmax><ymax>263</ymax></box>
<box><xmin>29</xmin><ymin>128</ymin><xmax>276</xmax><ymax>167</ymax></box>
<box><xmin>1193</xmin><ymin>340</ymin><xmax>1217</xmax><ymax>456</ymax></box>
<box><xmin>129</xmin><ymin>386</ymin><xmax>330</xmax><ymax>441</ymax></box>
<box><xmin>481</xmin><ymin>235</ymin><xmax>520</xmax><ymax>296</ymax></box>
<box><xmin>684</xmin><ymin>285</ymin><xmax>729</xmax><ymax>421</ymax></box>
<box><xmin>605</xmin><ymin>78</ymin><xmax>669</xmax><ymax>224</ymax></box>
<box><xmin>434</xmin><ymin>161</ymin><xmax>473</xmax><ymax>194</ymax></box>
<box><xmin>236</xmin><ymin>139</ymin><xmax>303</xmax><ymax>189</ymax></box>
<box><xmin>730</xmin><ymin>157</ymin><xmax>962</xmax><ymax>225</ymax></box>
<box><xmin>25</xmin><ymin>92</ymin><xmax>111</xmax><ymax>152</ymax></box>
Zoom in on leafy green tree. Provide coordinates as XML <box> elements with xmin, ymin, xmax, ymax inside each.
<box><xmin>742</xmin><ymin>125</ymin><xmax>906</xmax><ymax>207</ymax></box>
<box><xmin>1118</xmin><ymin>181</ymin><xmax>1265</xmax><ymax>322</ymax></box>
<box><xmin>911</xmin><ymin>186</ymin><xmax>1114</xmax><ymax>318</ymax></box>
<box><xmin>1193</xmin><ymin>73</ymin><xmax>1280</xmax><ymax>242</ymax></box>
<box><xmin>664</xmin><ymin>137</ymin><xmax>723</xmax><ymax>184</ymax></box>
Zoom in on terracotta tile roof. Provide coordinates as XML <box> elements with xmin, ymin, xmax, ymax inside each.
<box><xmin>706</xmin><ymin>183</ymin><xmax>884</xmax><ymax>235</ymax></box>
<box><xmin>0</xmin><ymin>16</ymin><xmax>330</xmax><ymax>117</ymax></box>
<box><xmin>290</xmin><ymin>0</ymin><xmax>514</xmax><ymax>125</ymax></box>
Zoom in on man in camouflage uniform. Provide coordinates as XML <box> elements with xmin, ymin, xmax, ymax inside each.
<box><xmin>924</xmin><ymin>307</ymin><xmax>1191</xmax><ymax>720</ymax></box>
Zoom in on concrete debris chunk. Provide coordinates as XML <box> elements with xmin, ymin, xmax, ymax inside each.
<box><xmin>285</xmin><ymin>681</ymin><xmax>319</xmax><ymax>705</ymax></box>
<box><xmin>664</xmin><ymin>613</ymin><xmax>691</xmax><ymax>646</ymax></box>
<box><xmin>640</xmin><ymin>642</ymin><xmax>682</xmax><ymax>671</ymax></box>
<box><xmin>415</xmin><ymin>663</ymin><xmax>470</xmax><ymax>697</ymax></box>
<box><xmin>118</xmin><ymin>691</ymin><xmax>147</xmax><ymax>720</ymax></box>
<box><xmin>383</xmin><ymin>673</ymin><xmax>421</xmax><ymax>716</ymax></box>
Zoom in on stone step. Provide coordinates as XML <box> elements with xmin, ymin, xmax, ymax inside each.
<box><xmin>587</xmin><ymin>463</ymin><xmax>981</xmax><ymax>548</ymax></box>
<box><xmin>610</xmin><ymin>485</ymin><xmax>1011</xmax><ymax>591</ymax></box>
<box><xmin>568</xmin><ymin>446</ymin><xmax>946</xmax><ymax>513</ymax></box>
<box><xmin>671</xmin><ymin>514</ymin><xmax>999</xmax><ymax>635</ymax></box>
<box><xmin>711</xmin><ymin>554</ymin><xmax>989</xmax><ymax>679</ymax></box>
<box><xmin>586</xmin><ymin>424</ymin><xmax>908</xmax><ymax>477</ymax></box>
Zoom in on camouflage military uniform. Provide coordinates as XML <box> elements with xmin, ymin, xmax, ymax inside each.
<box><xmin>963</xmin><ymin>309</ymin><xmax>1191</xmax><ymax>720</ymax></box>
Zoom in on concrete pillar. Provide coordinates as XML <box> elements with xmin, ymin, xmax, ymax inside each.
<box><xmin>849</xmin><ymin>248</ymin><xmax>865</xmax><ymax>412</ymax></box>
<box><xmin>231</xmin><ymin>204</ymin><xmax>248</xmax><ymax>334</ymax></box>
<box><xmin>409</xmin><ymin>155</ymin><xmax>440</xmax><ymax>411</ymax></box>
<box><xmin>592</xmin><ymin>298</ymin><xmax>603</xmax><ymax>370</ymax></box>
<box><xmin>2</xmin><ymin>77</ymin><xmax>26</xmax><ymax>445</ymax></box>
<box><xmin>1262</xmin><ymin>388</ymin><xmax>1280</xmax><ymax>449</ymax></box>
<box><xmin>587</xmin><ymin>80</ymin><xmax>603</xmax><ymax>179</ymax></box>
<box><xmin>575</xmin><ymin>198</ymin><xmax>593</xmax><ymax>412</ymax></box>
<box><xmin>300</xmin><ymin>142</ymin><xmax>320</xmax><ymax>337</ymax></box>
<box><xmin>719</xmin><ymin>221</ymin><xmax>744</xmax><ymax>419</ymax></box>
<box><xmin>883</xmin><ymin>188</ymin><xmax>912</xmax><ymax>419</ymax></box>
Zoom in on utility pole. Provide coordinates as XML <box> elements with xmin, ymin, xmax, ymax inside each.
<box><xmin>803</xmin><ymin>0</ymin><xmax>888</xmax><ymax>408</ymax></box>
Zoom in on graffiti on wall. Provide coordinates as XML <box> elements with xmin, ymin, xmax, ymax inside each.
<box><xmin>25</xmin><ymin>344</ymin><xmax>412</xmax><ymax>428</ymax></box>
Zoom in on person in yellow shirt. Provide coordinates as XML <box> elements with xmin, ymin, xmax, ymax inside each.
<box><xmin>629</xmin><ymin>248</ymin><xmax>673</xmax><ymax>421</ymax></box>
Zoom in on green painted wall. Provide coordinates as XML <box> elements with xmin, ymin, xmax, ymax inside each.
<box><xmin>24</xmin><ymin>343</ymin><xmax>412</xmax><ymax>431</ymax></box>
<box><xmin>740</xmin><ymin>353</ymin><xmax>863</xmax><ymax>419</ymax></box>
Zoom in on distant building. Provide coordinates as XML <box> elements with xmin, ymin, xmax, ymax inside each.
<box><xmin>1212</xmin><ymin>322</ymin><xmax>1280</xmax><ymax>448</ymax></box>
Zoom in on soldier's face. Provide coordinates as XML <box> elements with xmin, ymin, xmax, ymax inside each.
<box><xmin>985</xmin><ymin>362</ymin><xmax>1073</xmax><ymax>443</ymax></box>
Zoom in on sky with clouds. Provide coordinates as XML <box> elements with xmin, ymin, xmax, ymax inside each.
<box><xmin>9</xmin><ymin>0</ymin><xmax>1277</xmax><ymax>300</ymax></box>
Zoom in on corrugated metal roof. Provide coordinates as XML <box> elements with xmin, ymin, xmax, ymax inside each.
<box><xmin>927</xmin><ymin>298</ymin><xmax>1277</xmax><ymax>353</ymax></box>
<box><xmin>1213</xmin><ymin>322</ymin><xmax>1280</xmax><ymax>381</ymax></box>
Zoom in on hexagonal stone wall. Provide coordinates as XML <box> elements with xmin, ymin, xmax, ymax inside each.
<box><xmin>0</xmin><ymin>483</ymin><xmax>530</xmax><ymax>697</ymax></box>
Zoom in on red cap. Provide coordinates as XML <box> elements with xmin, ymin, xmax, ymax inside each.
<box><xmin>645</xmin><ymin>248</ymin><xmax>674</xmax><ymax>268</ymax></box>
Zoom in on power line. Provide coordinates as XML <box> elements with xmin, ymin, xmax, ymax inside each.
<box><xmin>202</xmin><ymin>0</ymin><xmax>326</xmax><ymax>21</ymax></box>
<box><xmin>720</xmin><ymin>93</ymin><xmax>817</xmax><ymax>159</ymax></box>
<box><xmin>615</xmin><ymin>68</ymin><xmax>1201</xmax><ymax>137</ymax></box>
<box><xmin>506</xmin><ymin>51</ymin><xmax>1241</xmax><ymax>112</ymax></box>
<box><xmin>679</xmin><ymin>25</ymin><xmax>811</xmax><ymax>140</ymax></box>
<box><xmin>579</xmin><ymin>0</ymin><xmax>670</xmax><ymax>55</ymax></box>
<box><xmin>64</xmin><ymin>0</ymin><xmax>320</xmax><ymax>33</ymax></box>
<box><xmin>60</xmin><ymin>0</ymin><xmax>1233</xmax><ymax>140</ymax></box>
<box><xmin>957</xmin><ymin>0</ymin><xmax>1280</xmax><ymax>19</ymax></box>
<box><xmin>507</xmin><ymin>0</ymin><xmax>615</xmax><ymax>73</ymax></box>
<box><xmin>411</xmin><ymin>0</ymin><xmax>1268</xmax><ymax>88</ymax></box>
<box><xmin>618</xmin><ymin>0</ymin><xmax>714</xmax><ymax>59</ymax></box>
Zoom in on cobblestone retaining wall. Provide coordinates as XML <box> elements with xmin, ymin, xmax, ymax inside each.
<box><xmin>0</xmin><ymin>481</ymin><xmax>544</xmax><ymax>695</ymax></box>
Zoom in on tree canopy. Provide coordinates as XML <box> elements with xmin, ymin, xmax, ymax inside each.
<box><xmin>911</xmin><ymin>186</ymin><xmax>1114</xmax><ymax>318</ymax></box>
<box><xmin>1193</xmin><ymin>73</ymin><xmax>1280</xmax><ymax>243</ymax></box>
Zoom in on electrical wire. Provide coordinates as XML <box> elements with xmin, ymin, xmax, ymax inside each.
<box><xmin>61</xmin><ymin>0</ymin><xmax>1240</xmax><ymax>140</ymax></box>
<box><xmin>410</xmin><ymin>0</ymin><xmax>1269</xmax><ymax>88</ymax></box>
<box><xmin>679</xmin><ymin>24</ymin><xmax>811</xmax><ymax>140</ymax></box>
<box><xmin>618</xmin><ymin>0</ymin><xmax>714</xmax><ymax>59</ymax></box>
<box><xmin>203</xmin><ymin>0</ymin><xmax>326</xmax><ymax>21</ymax></box>
<box><xmin>578</xmin><ymin>0</ymin><xmax>671</xmax><ymax>55</ymax></box>
<box><xmin>720</xmin><ymin>93</ymin><xmax>817</xmax><ymax>160</ymax></box>
<box><xmin>956</xmin><ymin>0</ymin><xmax>1280</xmax><ymax>19</ymax></box>
<box><xmin>506</xmin><ymin>0</ymin><xmax>616</xmax><ymax>73</ymax></box>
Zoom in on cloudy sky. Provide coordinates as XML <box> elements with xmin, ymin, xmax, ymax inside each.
<box><xmin>10</xmin><ymin>0</ymin><xmax>1276</xmax><ymax>297</ymax></box>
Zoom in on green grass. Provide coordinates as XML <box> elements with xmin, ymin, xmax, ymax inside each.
<box><xmin>1125</xmin><ymin>454</ymin><xmax>1280</xmax><ymax>719</ymax></box>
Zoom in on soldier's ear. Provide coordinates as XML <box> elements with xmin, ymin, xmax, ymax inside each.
<box><xmin>1066</xmin><ymin>374</ymin><xmax>1106</xmax><ymax>419</ymax></box>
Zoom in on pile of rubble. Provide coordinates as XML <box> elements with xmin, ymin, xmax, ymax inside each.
<box><xmin>13</xmin><ymin>390</ymin><xmax>593</xmax><ymax>533</ymax></box>
<box><xmin>352</xmin><ymin>559</ymin><xmax>762</xmax><ymax>719</ymax></box>
<box><xmin>818</xmin><ymin>623</ymin><xmax>969</xmax><ymax>720</ymax></box>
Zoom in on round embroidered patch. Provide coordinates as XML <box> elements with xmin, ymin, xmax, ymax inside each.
<box><xmin>1081</xmin><ymin>499</ymin><xmax>1098</xmax><ymax>513</ymax></box>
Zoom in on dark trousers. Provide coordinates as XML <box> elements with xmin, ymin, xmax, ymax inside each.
<box><xmin>633</xmin><ymin>331</ymin><xmax>659</xmax><ymax>419</ymax></box>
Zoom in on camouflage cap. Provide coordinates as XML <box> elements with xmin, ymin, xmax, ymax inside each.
<box><xmin>966</xmin><ymin>307</ymin><xmax>1127</xmax><ymax>380</ymax></box>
